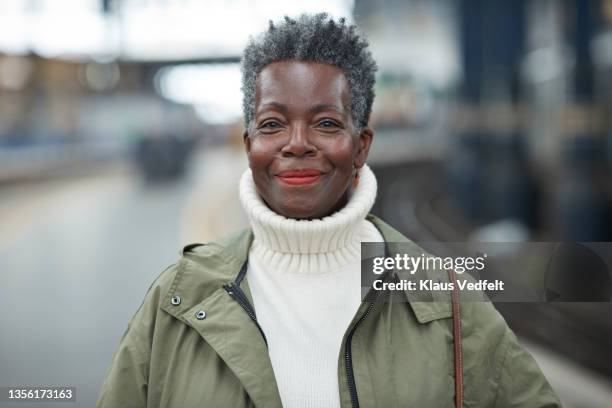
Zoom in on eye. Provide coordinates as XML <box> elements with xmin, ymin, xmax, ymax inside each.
<box><xmin>262</xmin><ymin>121</ymin><xmax>280</xmax><ymax>128</ymax></box>
<box><xmin>316</xmin><ymin>119</ymin><xmax>342</xmax><ymax>130</ymax></box>
<box><xmin>258</xmin><ymin>120</ymin><xmax>284</xmax><ymax>133</ymax></box>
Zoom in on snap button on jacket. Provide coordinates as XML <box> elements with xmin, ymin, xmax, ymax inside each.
<box><xmin>97</xmin><ymin>215</ymin><xmax>561</xmax><ymax>408</ymax></box>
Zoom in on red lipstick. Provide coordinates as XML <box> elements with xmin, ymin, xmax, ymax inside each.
<box><xmin>276</xmin><ymin>169</ymin><xmax>323</xmax><ymax>185</ymax></box>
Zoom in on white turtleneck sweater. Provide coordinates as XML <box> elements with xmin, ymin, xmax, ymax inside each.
<box><xmin>238</xmin><ymin>164</ymin><xmax>384</xmax><ymax>408</ymax></box>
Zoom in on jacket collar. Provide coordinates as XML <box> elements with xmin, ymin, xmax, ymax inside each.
<box><xmin>365</xmin><ymin>214</ymin><xmax>453</xmax><ymax>323</ymax></box>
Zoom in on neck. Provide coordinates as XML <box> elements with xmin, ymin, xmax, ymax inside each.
<box><xmin>239</xmin><ymin>164</ymin><xmax>378</xmax><ymax>274</ymax></box>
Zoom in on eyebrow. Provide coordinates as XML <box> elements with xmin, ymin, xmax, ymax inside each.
<box><xmin>310</xmin><ymin>103</ymin><xmax>345</xmax><ymax>115</ymax></box>
<box><xmin>259</xmin><ymin>102</ymin><xmax>288</xmax><ymax>113</ymax></box>
<box><xmin>258</xmin><ymin>102</ymin><xmax>346</xmax><ymax>115</ymax></box>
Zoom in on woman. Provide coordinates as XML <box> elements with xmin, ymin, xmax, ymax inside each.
<box><xmin>98</xmin><ymin>14</ymin><xmax>560</xmax><ymax>408</ymax></box>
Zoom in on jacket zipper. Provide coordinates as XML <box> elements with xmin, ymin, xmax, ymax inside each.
<box><xmin>226</xmin><ymin>258</ymin><xmax>384</xmax><ymax>408</ymax></box>
<box><xmin>225</xmin><ymin>280</ymin><xmax>375</xmax><ymax>408</ymax></box>
<box><xmin>223</xmin><ymin>282</ymin><xmax>268</xmax><ymax>347</ymax></box>
<box><xmin>345</xmin><ymin>301</ymin><xmax>376</xmax><ymax>408</ymax></box>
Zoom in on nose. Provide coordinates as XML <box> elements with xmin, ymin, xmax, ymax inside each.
<box><xmin>281</xmin><ymin>123</ymin><xmax>316</xmax><ymax>157</ymax></box>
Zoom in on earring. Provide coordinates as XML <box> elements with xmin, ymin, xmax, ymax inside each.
<box><xmin>352</xmin><ymin>166</ymin><xmax>360</xmax><ymax>188</ymax></box>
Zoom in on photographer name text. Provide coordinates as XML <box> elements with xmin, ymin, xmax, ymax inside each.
<box><xmin>372</xmin><ymin>278</ymin><xmax>504</xmax><ymax>292</ymax></box>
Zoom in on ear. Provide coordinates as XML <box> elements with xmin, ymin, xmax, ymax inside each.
<box><xmin>354</xmin><ymin>127</ymin><xmax>374</xmax><ymax>168</ymax></box>
<box><xmin>243</xmin><ymin>130</ymin><xmax>251</xmax><ymax>154</ymax></box>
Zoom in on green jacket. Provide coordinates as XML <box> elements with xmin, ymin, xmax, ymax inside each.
<box><xmin>97</xmin><ymin>215</ymin><xmax>561</xmax><ymax>408</ymax></box>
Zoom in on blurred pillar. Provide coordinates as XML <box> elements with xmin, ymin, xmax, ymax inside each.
<box><xmin>458</xmin><ymin>0</ymin><xmax>526</xmax><ymax>103</ymax></box>
<box><xmin>568</xmin><ymin>0</ymin><xmax>598</xmax><ymax>102</ymax></box>
<box><xmin>593</xmin><ymin>0</ymin><xmax>612</xmax><ymax>173</ymax></box>
<box><xmin>101</xmin><ymin>0</ymin><xmax>115</xmax><ymax>14</ymax></box>
<box><xmin>553</xmin><ymin>0</ymin><xmax>612</xmax><ymax>241</ymax></box>
<box><xmin>452</xmin><ymin>0</ymin><xmax>538</xmax><ymax>228</ymax></box>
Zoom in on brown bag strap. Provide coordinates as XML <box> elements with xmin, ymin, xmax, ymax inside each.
<box><xmin>448</xmin><ymin>268</ymin><xmax>463</xmax><ymax>408</ymax></box>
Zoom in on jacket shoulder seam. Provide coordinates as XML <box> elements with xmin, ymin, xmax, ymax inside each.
<box><xmin>125</xmin><ymin>321</ymin><xmax>151</xmax><ymax>363</ymax></box>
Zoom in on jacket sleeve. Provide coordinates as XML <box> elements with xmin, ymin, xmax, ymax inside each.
<box><xmin>493</xmin><ymin>329</ymin><xmax>562</xmax><ymax>408</ymax></box>
<box><xmin>96</xmin><ymin>323</ymin><xmax>149</xmax><ymax>408</ymax></box>
<box><xmin>96</xmin><ymin>264</ymin><xmax>175</xmax><ymax>408</ymax></box>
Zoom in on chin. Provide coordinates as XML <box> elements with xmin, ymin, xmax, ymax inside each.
<box><xmin>274</xmin><ymin>200</ymin><xmax>325</xmax><ymax>220</ymax></box>
<box><xmin>275</xmin><ymin>190</ymin><xmax>348</xmax><ymax>220</ymax></box>
<box><xmin>279</xmin><ymin>207</ymin><xmax>320</xmax><ymax>220</ymax></box>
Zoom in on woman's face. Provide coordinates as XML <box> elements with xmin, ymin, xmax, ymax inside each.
<box><xmin>244</xmin><ymin>60</ymin><xmax>373</xmax><ymax>220</ymax></box>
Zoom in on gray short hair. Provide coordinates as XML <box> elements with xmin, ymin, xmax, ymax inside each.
<box><xmin>241</xmin><ymin>13</ymin><xmax>377</xmax><ymax>130</ymax></box>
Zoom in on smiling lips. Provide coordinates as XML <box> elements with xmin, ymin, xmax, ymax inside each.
<box><xmin>276</xmin><ymin>169</ymin><xmax>324</xmax><ymax>185</ymax></box>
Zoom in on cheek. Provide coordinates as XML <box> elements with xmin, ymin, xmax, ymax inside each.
<box><xmin>247</xmin><ymin>137</ymin><xmax>280</xmax><ymax>202</ymax></box>
<box><xmin>247</xmin><ymin>138</ymin><xmax>277</xmax><ymax>168</ymax></box>
<box><xmin>324</xmin><ymin>137</ymin><xmax>356</xmax><ymax>172</ymax></box>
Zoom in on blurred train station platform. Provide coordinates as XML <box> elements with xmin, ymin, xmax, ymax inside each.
<box><xmin>2</xmin><ymin>0</ymin><xmax>612</xmax><ymax>407</ymax></box>
<box><xmin>2</xmin><ymin>142</ymin><xmax>612</xmax><ymax>407</ymax></box>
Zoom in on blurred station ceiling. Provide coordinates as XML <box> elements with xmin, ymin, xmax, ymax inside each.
<box><xmin>0</xmin><ymin>0</ymin><xmax>355</xmax><ymax>61</ymax></box>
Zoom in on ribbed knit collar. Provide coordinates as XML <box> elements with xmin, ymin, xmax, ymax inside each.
<box><xmin>239</xmin><ymin>164</ymin><xmax>378</xmax><ymax>274</ymax></box>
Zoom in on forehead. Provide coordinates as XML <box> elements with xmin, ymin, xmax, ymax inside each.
<box><xmin>255</xmin><ymin>61</ymin><xmax>349</xmax><ymax>112</ymax></box>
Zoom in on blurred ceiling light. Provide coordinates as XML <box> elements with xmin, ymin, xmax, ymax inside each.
<box><xmin>194</xmin><ymin>105</ymin><xmax>243</xmax><ymax>127</ymax></box>
<box><xmin>0</xmin><ymin>0</ymin><xmax>353</xmax><ymax>61</ymax></box>
<box><xmin>0</xmin><ymin>0</ymin><xmax>117</xmax><ymax>59</ymax></box>
<box><xmin>29</xmin><ymin>12</ymin><xmax>117</xmax><ymax>59</ymax></box>
<box><xmin>0</xmin><ymin>12</ymin><xmax>29</xmax><ymax>54</ymax></box>
<box><xmin>155</xmin><ymin>63</ymin><xmax>243</xmax><ymax>125</ymax></box>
